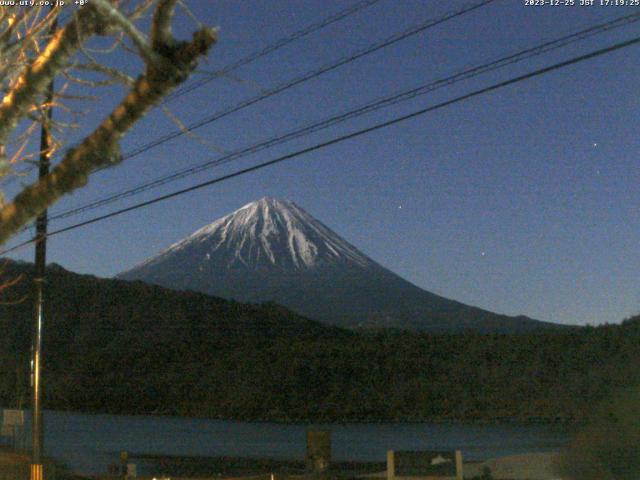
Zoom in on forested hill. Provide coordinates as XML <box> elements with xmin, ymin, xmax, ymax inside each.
<box><xmin>0</xmin><ymin>260</ymin><xmax>638</xmax><ymax>423</ymax></box>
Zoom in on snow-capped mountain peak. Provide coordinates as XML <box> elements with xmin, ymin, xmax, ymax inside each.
<box><xmin>132</xmin><ymin>197</ymin><xmax>374</xmax><ymax>272</ymax></box>
<box><xmin>119</xmin><ymin>197</ymin><xmax>559</xmax><ymax>333</ymax></box>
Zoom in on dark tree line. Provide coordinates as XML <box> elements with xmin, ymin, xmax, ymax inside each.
<box><xmin>0</xmin><ymin>260</ymin><xmax>638</xmax><ymax>423</ymax></box>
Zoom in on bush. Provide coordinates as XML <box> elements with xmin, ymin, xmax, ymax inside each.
<box><xmin>467</xmin><ymin>466</ymin><xmax>493</xmax><ymax>480</ymax></box>
<box><xmin>558</xmin><ymin>387</ymin><xmax>640</xmax><ymax>480</ymax></box>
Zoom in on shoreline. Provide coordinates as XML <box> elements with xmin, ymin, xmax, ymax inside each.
<box><xmin>127</xmin><ymin>455</ymin><xmax>387</xmax><ymax>477</ymax></box>
<box><xmin>109</xmin><ymin>453</ymin><xmax>563</xmax><ymax>480</ymax></box>
<box><xmin>37</xmin><ymin>407</ymin><xmax>579</xmax><ymax>427</ymax></box>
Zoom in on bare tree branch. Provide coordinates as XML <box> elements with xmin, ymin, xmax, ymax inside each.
<box><xmin>151</xmin><ymin>0</ymin><xmax>179</xmax><ymax>49</ymax></box>
<box><xmin>91</xmin><ymin>0</ymin><xmax>163</xmax><ymax>66</ymax></box>
<box><xmin>0</xmin><ymin>21</ymin><xmax>217</xmax><ymax>244</ymax></box>
<box><xmin>0</xmin><ymin>7</ymin><xmax>99</xmax><ymax>149</ymax></box>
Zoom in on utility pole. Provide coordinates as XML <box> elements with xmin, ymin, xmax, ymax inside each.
<box><xmin>31</xmin><ymin>10</ymin><xmax>57</xmax><ymax>480</ymax></box>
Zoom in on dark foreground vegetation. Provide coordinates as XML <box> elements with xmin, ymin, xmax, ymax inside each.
<box><xmin>0</xmin><ymin>260</ymin><xmax>638</xmax><ymax>423</ymax></box>
<box><xmin>558</xmin><ymin>386</ymin><xmax>640</xmax><ymax>480</ymax></box>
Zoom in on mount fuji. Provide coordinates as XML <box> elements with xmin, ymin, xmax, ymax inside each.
<box><xmin>118</xmin><ymin>198</ymin><xmax>561</xmax><ymax>333</ymax></box>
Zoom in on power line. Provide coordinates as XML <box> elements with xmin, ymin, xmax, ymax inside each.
<box><xmin>165</xmin><ymin>0</ymin><xmax>384</xmax><ymax>102</ymax></box>
<box><xmin>97</xmin><ymin>0</ymin><xmax>497</xmax><ymax>169</ymax></box>
<box><xmin>0</xmin><ymin>0</ymin><xmax>382</xmax><ymax>185</ymax></box>
<box><xmin>42</xmin><ymin>0</ymin><xmax>502</xmax><ymax>219</ymax></box>
<box><xmin>48</xmin><ymin>11</ymin><xmax>640</xmax><ymax>223</ymax></box>
<box><xmin>2</xmin><ymin>33</ymin><xmax>638</xmax><ymax>256</ymax></box>
<box><xmin>4</xmin><ymin>0</ymin><xmax>495</xmax><ymax>185</ymax></box>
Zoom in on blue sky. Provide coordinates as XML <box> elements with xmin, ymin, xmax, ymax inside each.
<box><xmin>4</xmin><ymin>0</ymin><xmax>640</xmax><ymax>326</ymax></box>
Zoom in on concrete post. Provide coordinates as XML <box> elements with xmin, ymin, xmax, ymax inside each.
<box><xmin>455</xmin><ymin>450</ymin><xmax>463</xmax><ymax>480</ymax></box>
<box><xmin>386</xmin><ymin>450</ymin><xmax>395</xmax><ymax>480</ymax></box>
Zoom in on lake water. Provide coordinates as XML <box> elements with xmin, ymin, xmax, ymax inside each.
<box><xmin>14</xmin><ymin>410</ymin><xmax>569</xmax><ymax>475</ymax></box>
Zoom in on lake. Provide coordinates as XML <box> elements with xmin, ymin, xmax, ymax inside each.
<box><xmin>13</xmin><ymin>410</ymin><xmax>569</xmax><ymax>475</ymax></box>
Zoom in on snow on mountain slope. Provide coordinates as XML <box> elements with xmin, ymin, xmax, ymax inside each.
<box><xmin>119</xmin><ymin>198</ymin><xmax>563</xmax><ymax>333</ymax></box>
<box><xmin>133</xmin><ymin>197</ymin><xmax>374</xmax><ymax>272</ymax></box>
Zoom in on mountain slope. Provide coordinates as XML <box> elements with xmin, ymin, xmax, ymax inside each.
<box><xmin>1</xmin><ymin>260</ymin><xmax>633</xmax><ymax>424</ymax></box>
<box><xmin>119</xmin><ymin>198</ymin><xmax>562</xmax><ymax>333</ymax></box>
<box><xmin>0</xmin><ymin>259</ymin><xmax>352</xmax><ymax>418</ymax></box>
